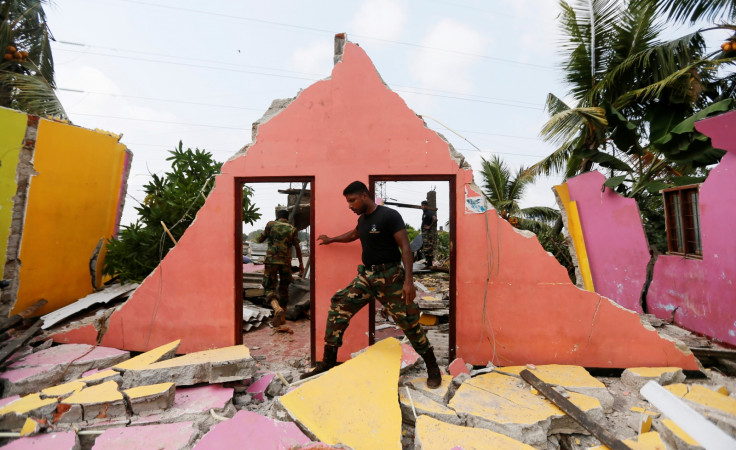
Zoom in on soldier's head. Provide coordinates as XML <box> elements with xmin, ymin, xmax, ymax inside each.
<box><xmin>276</xmin><ymin>210</ymin><xmax>289</xmax><ymax>220</ymax></box>
<box><xmin>421</xmin><ymin>200</ymin><xmax>428</xmax><ymax>210</ymax></box>
<box><xmin>343</xmin><ymin>181</ymin><xmax>373</xmax><ymax>216</ymax></box>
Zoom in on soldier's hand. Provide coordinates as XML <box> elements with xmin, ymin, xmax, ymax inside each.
<box><xmin>317</xmin><ymin>235</ymin><xmax>332</xmax><ymax>245</ymax></box>
<box><xmin>402</xmin><ymin>281</ymin><xmax>416</xmax><ymax>304</ymax></box>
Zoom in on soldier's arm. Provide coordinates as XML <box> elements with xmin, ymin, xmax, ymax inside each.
<box><xmin>318</xmin><ymin>228</ymin><xmax>359</xmax><ymax>245</ymax></box>
<box><xmin>293</xmin><ymin>231</ymin><xmax>304</xmax><ymax>273</ymax></box>
<box><xmin>256</xmin><ymin>222</ymin><xmax>270</xmax><ymax>243</ymax></box>
<box><xmin>394</xmin><ymin>229</ymin><xmax>416</xmax><ymax>304</ymax></box>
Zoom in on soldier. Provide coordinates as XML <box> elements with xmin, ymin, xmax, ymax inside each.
<box><xmin>300</xmin><ymin>181</ymin><xmax>442</xmax><ymax>388</ymax></box>
<box><xmin>420</xmin><ymin>200</ymin><xmax>437</xmax><ymax>269</ymax></box>
<box><xmin>257</xmin><ymin>209</ymin><xmax>304</xmax><ymax>327</ymax></box>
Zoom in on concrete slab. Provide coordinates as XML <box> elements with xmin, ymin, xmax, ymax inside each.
<box><xmin>1</xmin><ymin>344</ymin><xmax>129</xmax><ymax>396</ymax></box>
<box><xmin>1</xmin><ymin>431</ymin><xmax>80</xmax><ymax>449</ymax></box>
<box><xmin>91</xmin><ymin>421</ymin><xmax>197</xmax><ymax>449</ymax></box>
<box><xmin>193</xmin><ymin>410</ymin><xmax>311</xmax><ymax>449</ymax></box>
<box><xmin>621</xmin><ymin>367</ymin><xmax>686</xmax><ymax>393</ymax></box>
<box><xmin>41</xmin><ymin>283</ymin><xmax>138</xmax><ymax>330</ymax></box>
<box><xmin>590</xmin><ymin>431</ymin><xmax>668</xmax><ymax>450</ymax></box>
<box><xmin>414</xmin><ymin>415</ymin><xmax>533</xmax><ymax>450</ymax></box>
<box><xmin>448</xmin><ymin>371</ymin><xmax>603</xmax><ymax>447</ymax></box>
<box><xmin>120</xmin><ymin>345</ymin><xmax>254</xmax><ymax>388</ymax></box>
<box><xmin>123</xmin><ymin>382</ymin><xmax>176</xmax><ymax>416</ymax></box>
<box><xmin>448</xmin><ymin>358</ymin><xmax>470</xmax><ymax>378</ymax></box>
<box><xmin>398</xmin><ymin>387</ymin><xmax>460</xmax><ymax>425</ymax></box>
<box><xmin>41</xmin><ymin>381</ymin><xmax>86</xmax><ymax>398</ymax></box>
<box><xmin>130</xmin><ymin>384</ymin><xmax>234</xmax><ymax>425</ymax></box>
<box><xmin>664</xmin><ymin>383</ymin><xmax>736</xmax><ymax>435</ymax></box>
<box><xmin>0</xmin><ymin>394</ymin><xmax>58</xmax><ymax>429</ymax></box>
<box><xmin>496</xmin><ymin>364</ymin><xmax>614</xmax><ymax>410</ymax></box>
<box><xmin>114</xmin><ymin>340</ymin><xmax>180</xmax><ymax>370</ymax></box>
<box><xmin>409</xmin><ymin>375</ymin><xmax>453</xmax><ymax>404</ymax></box>
<box><xmin>62</xmin><ymin>380</ymin><xmax>126</xmax><ymax>421</ymax></box>
<box><xmin>656</xmin><ymin>418</ymin><xmax>703</xmax><ymax>450</ymax></box>
<box><xmin>247</xmin><ymin>373</ymin><xmax>275</xmax><ymax>403</ymax></box>
<box><xmin>278</xmin><ymin>337</ymin><xmax>403</xmax><ymax>450</ymax></box>
<box><xmin>400</xmin><ymin>344</ymin><xmax>420</xmax><ymax>373</ymax></box>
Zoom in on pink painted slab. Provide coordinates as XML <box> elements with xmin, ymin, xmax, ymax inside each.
<box><xmin>92</xmin><ymin>422</ymin><xmax>196</xmax><ymax>449</ymax></box>
<box><xmin>193</xmin><ymin>410</ymin><xmax>310</xmax><ymax>449</ymax></box>
<box><xmin>2</xmin><ymin>432</ymin><xmax>78</xmax><ymax>449</ymax></box>
<box><xmin>131</xmin><ymin>384</ymin><xmax>233</xmax><ymax>425</ymax></box>
<box><xmin>400</xmin><ymin>344</ymin><xmax>420</xmax><ymax>370</ymax></box>
<box><xmin>448</xmin><ymin>358</ymin><xmax>470</xmax><ymax>378</ymax></box>
<box><xmin>247</xmin><ymin>373</ymin><xmax>275</xmax><ymax>402</ymax></box>
<box><xmin>9</xmin><ymin>344</ymin><xmax>126</xmax><ymax>368</ymax></box>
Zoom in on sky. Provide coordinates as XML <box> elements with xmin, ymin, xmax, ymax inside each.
<box><xmin>42</xmin><ymin>0</ymin><xmax>716</xmax><ymax>234</ymax></box>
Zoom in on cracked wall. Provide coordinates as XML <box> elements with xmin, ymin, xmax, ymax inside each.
<box><xmin>92</xmin><ymin>36</ymin><xmax>697</xmax><ymax>369</ymax></box>
<box><xmin>558</xmin><ymin>111</ymin><xmax>736</xmax><ymax>346</ymax></box>
<box><xmin>0</xmin><ymin>106</ymin><xmax>132</xmax><ymax>317</ymax></box>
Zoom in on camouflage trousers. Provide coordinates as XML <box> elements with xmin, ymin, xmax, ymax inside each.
<box><xmin>262</xmin><ymin>263</ymin><xmax>292</xmax><ymax>308</ymax></box>
<box><xmin>421</xmin><ymin>228</ymin><xmax>437</xmax><ymax>263</ymax></box>
<box><xmin>324</xmin><ymin>263</ymin><xmax>432</xmax><ymax>355</ymax></box>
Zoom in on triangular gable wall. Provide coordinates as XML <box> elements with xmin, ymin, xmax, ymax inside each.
<box><xmin>96</xmin><ymin>36</ymin><xmax>697</xmax><ymax>369</ymax></box>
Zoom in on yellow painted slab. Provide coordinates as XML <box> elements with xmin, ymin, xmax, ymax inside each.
<box><xmin>449</xmin><ymin>372</ymin><xmax>600</xmax><ymax>425</ymax></box>
<box><xmin>14</xmin><ymin>119</ymin><xmax>130</xmax><ymax>315</ymax></box>
<box><xmin>665</xmin><ymin>383</ymin><xmax>736</xmax><ymax>417</ymax></box>
<box><xmin>0</xmin><ymin>394</ymin><xmax>57</xmax><ymax>415</ymax></box>
<box><xmin>399</xmin><ymin>389</ymin><xmax>454</xmax><ymax>415</ymax></box>
<box><xmin>124</xmin><ymin>382</ymin><xmax>174</xmax><ymax>399</ymax></box>
<box><xmin>497</xmin><ymin>364</ymin><xmax>605</xmax><ymax>389</ymax></box>
<box><xmin>415</xmin><ymin>415</ymin><xmax>533</xmax><ymax>450</ymax></box>
<box><xmin>410</xmin><ymin>374</ymin><xmax>453</xmax><ymax>398</ymax></box>
<box><xmin>662</xmin><ymin>419</ymin><xmax>699</xmax><ymax>446</ymax></box>
<box><xmin>630</xmin><ymin>406</ymin><xmax>660</xmax><ymax>417</ymax></box>
<box><xmin>627</xmin><ymin>367</ymin><xmax>682</xmax><ymax>377</ymax></box>
<box><xmin>77</xmin><ymin>369</ymin><xmax>119</xmax><ymax>383</ymax></box>
<box><xmin>63</xmin><ymin>380</ymin><xmax>122</xmax><ymax>405</ymax></box>
<box><xmin>19</xmin><ymin>417</ymin><xmax>38</xmax><ymax>436</ymax></box>
<box><xmin>41</xmin><ymin>381</ymin><xmax>86</xmax><ymax>398</ymax></box>
<box><xmin>0</xmin><ymin>107</ymin><xmax>28</xmax><ymax>269</ymax></box>
<box><xmin>591</xmin><ymin>431</ymin><xmax>667</xmax><ymax>450</ymax></box>
<box><xmin>129</xmin><ymin>345</ymin><xmax>249</xmax><ymax>370</ymax></box>
<box><xmin>280</xmin><ymin>337</ymin><xmax>403</xmax><ymax>450</ymax></box>
<box><xmin>115</xmin><ymin>340</ymin><xmax>180</xmax><ymax>370</ymax></box>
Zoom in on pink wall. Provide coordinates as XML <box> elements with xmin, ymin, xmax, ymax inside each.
<box><xmin>94</xmin><ymin>38</ymin><xmax>696</xmax><ymax>369</ymax></box>
<box><xmin>647</xmin><ymin>111</ymin><xmax>736</xmax><ymax>346</ymax></box>
<box><xmin>566</xmin><ymin>171</ymin><xmax>650</xmax><ymax>313</ymax></box>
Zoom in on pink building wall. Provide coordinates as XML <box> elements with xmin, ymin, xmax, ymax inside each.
<box><xmin>88</xmin><ymin>37</ymin><xmax>696</xmax><ymax>369</ymax></box>
<box><xmin>647</xmin><ymin>111</ymin><xmax>736</xmax><ymax>346</ymax></box>
<box><xmin>566</xmin><ymin>172</ymin><xmax>650</xmax><ymax>313</ymax></box>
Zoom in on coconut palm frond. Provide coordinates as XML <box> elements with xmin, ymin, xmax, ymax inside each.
<box><xmin>521</xmin><ymin>206</ymin><xmax>561</xmax><ymax>224</ymax></box>
<box><xmin>540</xmin><ymin>106</ymin><xmax>607</xmax><ymax>147</ymax></box>
<box><xmin>479</xmin><ymin>155</ymin><xmax>511</xmax><ymax>206</ymax></box>
<box><xmin>615</xmin><ymin>59</ymin><xmax>711</xmax><ymax>106</ymax></box>
<box><xmin>650</xmin><ymin>0</ymin><xmax>736</xmax><ymax>24</ymax></box>
<box><xmin>0</xmin><ymin>69</ymin><xmax>66</xmax><ymax>118</ymax></box>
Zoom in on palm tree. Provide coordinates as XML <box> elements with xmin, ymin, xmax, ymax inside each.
<box><xmin>1</xmin><ymin>0</ymin><xmax>66</xmax><ymax>117</ymax></box>
<box><xmin>649</xmin><ymin>0</ymin><xmax>736</xmax><ymax>23</ymax></box>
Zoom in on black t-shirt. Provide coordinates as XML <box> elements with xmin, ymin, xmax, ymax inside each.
<box><xmin>356</xmin><ymin>205</ymin><xmax>405</xmax><ymax>266</ymax></box>
<box><xmin>422</xmin><ymin>209</ymin><xmax>436</xmax><ymax>228</ymax></box>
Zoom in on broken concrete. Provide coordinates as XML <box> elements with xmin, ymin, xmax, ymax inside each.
<box><xmin>655</xmin><ymin>418</ymin><xmax>703</xmax><ymax>449</ymax></box>
<box><xmin>0</xmin><ymin>393</ymin><xmax>58</xmax><ymax>429</ymax></box>
<box><xmin>61</xmin><ymin>380</ymin><xmax>126</xmax><ymax>421</ymax></box>
<box><xmin>193</xmin><ymin>410</ymin><xmax>311</xmax><ymax>449</ymax></box>
<box><xmin>1</xmin><ymin>344</ymin><xmax>129</xmax><ymax>396</ymax></box>
<box><xmin>130</xmin><ymin>384</ymin><xmax>234</xmax><ymax>426</ymax></box>
<box><xmin>1</xmin><ymin>431</ymin><xmax>80</xmax><ymax>449</ymax></box>
<box><xmin>123</xmin><ymin>382</ymin><xmax>175</xmax><ymax>416</ymax></box>
<box><xmin>246</xmin><ymin>373</ymin><xmax>275</xmax><ymax>403</ymax></box>
<box><xmin>408</xmin><ymin>374</ymin><xmax>453</xmax><ymax>405</ymax></box>
<box><xmin>414</xmin><ymin>415</ymin><xmax>533</xmax><ymax>449</ymax></box>
<box><xmin>621</xmin><ymin>367</ymin><xmax>686</xmax><ymax>394</ymax></box>
<box><xmin>120</xmin><ymin>345</ymin><xmax>254</xmax><ymax>388</ymax></box>
<box><xmin>91</xmin><ymin>421</ymin><xmax>198</xmax><ymax>449</ymax></box>
<box><xmin>278</xmin><ymin>338</ymin><xmax>403</xmax><ymax>449</ymax></box>
<box><xmin>398</xmin><ymin>387</ymin><xmax>460</xmax><ymax>426</ymax></box>
<box><xmin>41</xmin><ymin>283</ymin><xmax>138</xmax><ymax>330</ymax></box>
<box><xmin>448</xmin><ymin>371</ymin><xmax>604</xmax><ymax>447</ymax></box>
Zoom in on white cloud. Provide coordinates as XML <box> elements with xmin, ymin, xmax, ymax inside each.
<box><xmin>350</xmin><ymin>0</ymin><xmax>406</xmax><ymax>41</ymax></box>
<box><xmin>290</xmin><ymin>40</ymin><xmax>335</xmax><ymax>76</ymax></box>
<box><xmin>410</xmin><ymin>19</ymin><xmax>485</xmax><ymax>94</ymax></box>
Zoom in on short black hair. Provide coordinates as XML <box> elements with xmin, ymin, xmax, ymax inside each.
<box><xmin>276</xmin><ymin>209</ymin><xmax>289</xmax><ymax>220</ymax></box>
<box><xmin>343</xmin><ymin>181</ymin><xmax>369</xmax><ymax>196</ymax></box>
<box><xmin>421</xmin><ymin>200</ymin><xmax>428</xmax><ymax>205</ymax></box>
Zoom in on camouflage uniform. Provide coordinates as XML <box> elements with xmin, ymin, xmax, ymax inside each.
<box><xmin>324</xmin><ymin>263</ymin><xmax>432</xmax><ymax>355</ymax></box>
<box><xmin>257</xmin><ymin>218</ymin><xmax>299</xmax><ymax>308</ymax></box>
<box><xmin>421</xmin><ymin>228</ymin><xmax>437</xmax><ymax>264</ymax></box>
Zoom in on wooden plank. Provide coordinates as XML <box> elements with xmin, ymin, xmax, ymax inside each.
<box><xmin>519</xmin><ymin>369</ymin><xmax>631</xmax><ymax>450</ymax></box>
<box><xmin>0</xmin><ymin>320</ymin><xmax>43</xmax><ymax>366</ymax></box>
<box><xmin>0</xmin><ymin>299</ymin><xmax>47</xmax><ymax>333</ymax></box>
<box><xmin>690</xmin><ymin>347</ymin><xmax>736</xmax><ymax>361</ymax></box>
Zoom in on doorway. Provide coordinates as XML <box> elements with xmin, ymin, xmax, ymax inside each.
<box><xmin>369</xmin><ymin>176</ymin><xmax>456</xmax><ymax>364</ymax></box>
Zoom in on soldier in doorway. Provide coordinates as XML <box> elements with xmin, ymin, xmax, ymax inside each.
<box><xmin>257</xmin><ymin>210</ymin><xmax>304</xmax><ymax>326</ymax></box>
<box><xmin>420</xmin><ymin>200</ymin><xmax>437</xmax><ymax>269</ymax></box>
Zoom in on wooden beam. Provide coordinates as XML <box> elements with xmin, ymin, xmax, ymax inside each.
<box><xmin>690</xmin><ymin>347</ymin><xmax>736</xmax><ymax>361</ymax></box>
<box><xmin>0</xmin><ymin>320</ymin><xmax>42</xmax><ymax>366</ymax></box>
<box><xmin>382</xmin><ymin>201</ymin><xmax>437</xmax><ymax>211</ymax></box>
<box><xmin>0</xmin><ymin>299</ymin><xmax>47</xmax><ymax>334</ymax></box>
<box><xmin>519</xmin><ymin>369</ymin><xmax>631</xmax><ymax>450</ymax></box>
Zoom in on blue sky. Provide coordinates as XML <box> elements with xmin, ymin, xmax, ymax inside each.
<box><xmin>43</xmin><ymin>0</ymin><xmax>716</xmax><ymax>232</ymax></box>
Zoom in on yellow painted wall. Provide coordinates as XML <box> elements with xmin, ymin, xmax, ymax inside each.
<box><xmin>13</xmin><ymin>119</ymin><xmax>130</xmax><ymax>315</ymax></box>
<box><xmin>0</xmin><ymin>108</ymin><xmax>28</xmax><ymax>271</ymax></box>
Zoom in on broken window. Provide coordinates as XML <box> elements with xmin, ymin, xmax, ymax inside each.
<box><xmin>662</xmin><ymin>185</ymin><xmax>702</xmax><ymax>258</ymax></box>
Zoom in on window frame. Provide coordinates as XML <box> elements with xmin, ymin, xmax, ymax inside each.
<box><xmin>661</xmin><ymin>183</ymin><xmax>703</xmax><ymax>259</ymax></box>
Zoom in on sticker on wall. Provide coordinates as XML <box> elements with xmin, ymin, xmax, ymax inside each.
<box><xmin>464</xmin><ymin>185</ymin><xmax>489</xmax><ymax>214</ymax></box>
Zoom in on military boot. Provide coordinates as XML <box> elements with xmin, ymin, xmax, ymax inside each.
<box><xmin>300</xmin><ymin>345</ymin><xmax>338</xmax><ymax>380</ymax></box>
<box><xmin>420</xmin><ymin>349</ymin><xmax>442</xmax><ymax>389</ymax></box>
<box><xmin>270</xmin><ymin>298</ymin><xmax>286</xmax><ymax>327</ymax></box>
